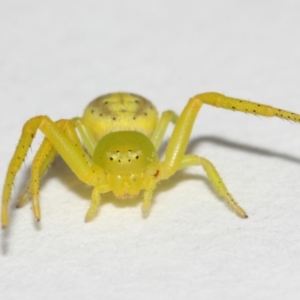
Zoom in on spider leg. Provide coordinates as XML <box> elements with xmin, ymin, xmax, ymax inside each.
<box><xmin>159</xmin><ymin>97</ymin><xmax>203</xmax><ymax>179</ymax></box>
<box><xmin>16</xmin><ymin>139</ymin><xmax>56</xmax><ymax>208</ymax></box>
<box><xmin>2</xmin><ymin>116</ymin><xmax>106</xmax><ymax>228</ymax></box>
<box><xmin>150</xmin><ymin>110</ymin><xmax>178</xmax><ymax>150</ymax></box>
<box><xmin>17</xmin><ymin>119</ymin><xmax>89</xmax><ymax>209</ymax></box>
<box><xmin>16</xmin><ymin>120</ymin><xmax>85</xmax><ymax>208</ymax></box>
<box><xmin>72</xmin><ymin>117</ymin><xmax>97</xmax><ymax>157</ymax></box>
<box><xmin>180</xmin><ymin>154</ymin><xmax>247</xmax><ymax>218</ymax></box>
<box><xmin>157</xmin><ymin>92</ymin><xmax>300</xmax><ymax>217</ymax></box>
<box><xmin>159</xmin><ymin>92</ymin><xmax>300</xmax><ymax>179</ymax></box>
<box><xmin>192</xmin><ymin>92</ymin><xmax>300</xmax><ymax>121</ymax></box>
<box><xmin>30</xmin><ymin>119</ymin><xmax>93</xmax><ymax>221</ymax></box>
<box><xmin>85</xmin><ymin>185</ymin><xmax>102</xmax><ymax>222</ymax></box>
<box><xmin>141</xmin><ymin>177</ymin><xmax>157</xmax><ymax>217</ymax></box>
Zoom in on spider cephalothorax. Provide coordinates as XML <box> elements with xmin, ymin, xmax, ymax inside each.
<box><xmin>92</xmin><ymin>130</ymin><xmax>159</xmax><ymax>199</ymax></box>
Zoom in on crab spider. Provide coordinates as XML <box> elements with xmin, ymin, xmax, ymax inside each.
<box><xmin>2</xmin><ymin>92</ymin><xmax>300</xmax><ymax>228</ymax></box>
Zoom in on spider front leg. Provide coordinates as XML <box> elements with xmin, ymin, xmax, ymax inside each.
<box><xmin>157</xmin><ymin>92</ymin><xmax>300</xmax><ymax>218</ymax></box>
<box><xmin>16</xmin><ymin>119</ymin><xmax>80</xmax><ymax>209</ymax></box>
<box><xmin>16</xmin><ymin>138</ymin><xmax>57</xmax><ymax>209</ymax></box>
<box><xmin>192</xmin><ymin>92</ymin><xmax>300</xmax><ymax>122</ymax></box>
<box><xmin>2</xmin><ymin>116</ymin><xmax>107</xmax><ymax>228</ymax></box>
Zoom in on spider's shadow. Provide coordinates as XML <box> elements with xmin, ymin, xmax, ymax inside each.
<box><xmin>186</xmin><ymin>135</ymin><xmax>300</xmax><ymax>164</ymax></box>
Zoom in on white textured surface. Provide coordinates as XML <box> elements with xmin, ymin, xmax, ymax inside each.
<box><xmin>1</xmin><ymin>1</ymin><xmax>300</xmax><ymax>299</ymax></box>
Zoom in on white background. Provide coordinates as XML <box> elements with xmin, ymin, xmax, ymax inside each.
<box><xmin>1</xmin><ymin>1</ymin><xmax>300</xmax><ymax>299</ymax></box>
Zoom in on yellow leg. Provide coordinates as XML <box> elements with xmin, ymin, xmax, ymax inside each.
<box><xmin>2</xmin><ymin>122</ymin><xmax>37</xmax><ymax>227</ymax></box>
<box><xmin>141</xmin><ymin>178</ymin><xmax>157</xmax><ymax>217</ymax></box>
<box><xmin>180</xmin><ymin>154</ymin><xmax>247</xmax><ymax>218</ymax></box>
<box><xmin>85</xmin><ymin>186</ymin><xmax>102</xmax><ymax>222</ymax></box>
<box><xmin>150</xmin><ymin>110</ymin><xmax>178</xmax><ymax>150</ymax></box>
<box><xmin>72</xmin><ymin>117</ymin><xmax>97</xmax><ymax>157</ymax></box>
<box><xmin>16</xmin><ymin>139</ymin><xmax>57</xmax><ymax>208</ymax></box>
<box><xmin>195</xmin><ymin>92</ymin><xmax>300</xmax><ymax>121</ymax></box>
<box><xmin>31</xmin><ymin>119</ymin><xmax>91</xmax><ymax>221</ymax></box>
<box><xmin>161</xmin><ymin>92</ymin><xmax>300</xmax><ymax>179</ymax></box>
<box><xmin>2</xmin><ymin>116</ymin><xmax>97</xmax><ymax>228</ymax></box>
<box><xmin>17</xmin><ymin>119</ymin><xmax>86</xmax><ymax>209</ymax></box>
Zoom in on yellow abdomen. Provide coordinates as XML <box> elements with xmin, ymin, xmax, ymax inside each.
<box><xmin>82</xmin><ymin>93</ymin><xmax>158</xmax><ymax>140</ymax></box>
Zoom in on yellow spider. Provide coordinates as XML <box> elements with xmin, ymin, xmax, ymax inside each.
<box><xmin>2</xmin><ymin>92</ymin><xmax>300</xmax><ymax>228</ymax></box>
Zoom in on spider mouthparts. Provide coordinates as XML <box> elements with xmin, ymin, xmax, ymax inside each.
<box><xmin>119</xmin><ymin>193</ymin><xmax>137</xmax><ymax>200</ymax></box>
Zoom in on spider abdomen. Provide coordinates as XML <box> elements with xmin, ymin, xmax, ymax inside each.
<box><xmin>82</xmin><ymin>93</ymin><xmax>158</xmax><ymax>140</ymax></box>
